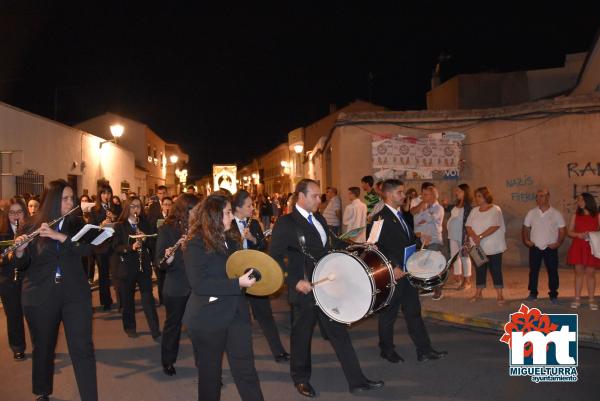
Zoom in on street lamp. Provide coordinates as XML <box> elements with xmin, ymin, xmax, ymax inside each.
<box><xmin>293</xmin><ymin>144</ymin><xmax>304</xmax><ymax>154</ymax></box>
<box><xmin>100</xmin><ymin>124</ymin><xmax>125</xmax><ymax>148</ymax></box>
<box><xmin>169</xmin><ymin>154</ymin><xmax>179</xmax><ymax>164</ymax></box>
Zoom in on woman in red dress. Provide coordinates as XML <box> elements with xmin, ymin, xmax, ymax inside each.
<box><xmin>567</xmin><ymin>192</ymin><xmax>600</xmax><ymax>310</ymax></box>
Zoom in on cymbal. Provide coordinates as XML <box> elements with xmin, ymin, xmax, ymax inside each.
<box><xmin>226</xmin><ymin>250</ymin><xmax>284</xmax><ymax>296</ymax></box>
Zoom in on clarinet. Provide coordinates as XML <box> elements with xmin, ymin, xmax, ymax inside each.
<box><xmin>159</xmin><ymin>231</ymin><xmax>187</xmax><ymax>266</ymax></box>
<box><xmin>12</xmin><ymin>219</ymin><xmax>19</xmax><ymax>282</ymax></box>
<box><xmin>134</xmin><ymin>212</ymin><xmax>144</xmax><ymax>272</ymax></box>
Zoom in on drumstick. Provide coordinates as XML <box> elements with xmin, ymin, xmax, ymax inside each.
<box><xmin>312</xmin><ymin>273</ymin><xmax>335</xmax><ymax>287</ymax></box>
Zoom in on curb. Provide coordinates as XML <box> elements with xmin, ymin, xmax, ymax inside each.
<box><xmin>422</xmin><ymin>309</ymin><xmax>600</xmax><ymax>349</ymax></box>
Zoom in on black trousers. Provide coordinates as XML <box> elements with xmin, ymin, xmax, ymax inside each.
<box><xmin>153</xmin><ymin>265</ymin><xmax>166</xmax><ymax>305</ymax></box>
<box><xmin>378</xmin><ymin>278</ymin><xmax>432</xmax><ymax>355</ymax></box>
<box><xmin>528</xmin><ymin>246</ymin><xmax>559</xmax><ymax>299</ymax></box>
<box><xmin>475</xmin><ymin>253</ymin><xmax>504</xmax><ymax>288</ymax></box>
<box><xmin>248</xmin><ymin>295</ymin><xmax>286</xmax><ymax>357</ymax></box>
<box><xmin>290</xmin><ymin>299</ymin><xmax>366</xmax><ymax>388</ymax></box>
<box><xmin>23</xmin><ymin>287</ymin><xmax>97</xmax><ymax>401</ymax></box>
<box><xmin>119</xmin><ymin>269</ymin><xmax>159</xmax><ymax>335</ymax></box>
<box><xmin>0</xmin><ymin>282</ymin><xmax>26</xmax><ymax>353</ymax></box>
<box><xmin>188</xmin><ymin>313</ymin><xmax>264</xmax><ymax>401</ymax></box>
<box><xmin>161</xmin><ymin>294</ymin><xmax>188</xmax><ymax>366</ymax></box>
<box><xmin>94</xmin><ymin>252</ymin><xmax>113</xmax><ymax>307</ymax></box>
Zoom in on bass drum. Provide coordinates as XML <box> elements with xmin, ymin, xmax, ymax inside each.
<box><xmin>312</xmin><ymin>245</ymin><xmax>394</xmax><ymax>325</ymax></box>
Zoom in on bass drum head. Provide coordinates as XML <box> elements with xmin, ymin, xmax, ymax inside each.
<box><xmin>405</xmin><ymin>250</ymin><xmax>446</xmax><ymax>279</ymax></box>
<box><xmin>312</xmin><ymin>252</ymin><xmax>373</xmax><ymax>324</ymax></box>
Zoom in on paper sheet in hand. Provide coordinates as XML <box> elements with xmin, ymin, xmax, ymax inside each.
<box><xmin>366</xmin><ymin>219</ymin><xmax>384</xmax><ymax>244</ymax></box>
<box><xmin>71</xmin><ymin>224</ymin><xmax>115</xmax><ymax>246</ymax></box>
<box><xmin>80</xmin><ymin>202</ymin><xmax>96</xmax><ymax>213</ymax></box>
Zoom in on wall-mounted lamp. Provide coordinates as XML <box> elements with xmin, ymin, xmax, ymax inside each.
<box><xmin>100</xmin><ymin>124</ymin><xmax>125</xmax><ymax>148</ymax></box>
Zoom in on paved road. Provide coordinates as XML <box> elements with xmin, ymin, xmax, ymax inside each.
<box><xmin>1</xmin><ymin>290</ymin><xmax>598</xmax><ymax>401</ymax></box>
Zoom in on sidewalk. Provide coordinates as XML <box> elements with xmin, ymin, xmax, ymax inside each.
<box><xmin>419</xmin><ymin>265</ymin><xmax>600</xmax><ymax>347</ymax></box>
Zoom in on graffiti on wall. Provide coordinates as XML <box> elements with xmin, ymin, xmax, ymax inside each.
<box><xmin>567</xmin><ymin>162</ymin><xmax>600</xmax><ymax>178</ymax></box>
<box><xmin>506</xmin><ymin>175</ymin><xmax>535</xmax><ymax>202</ymax></box>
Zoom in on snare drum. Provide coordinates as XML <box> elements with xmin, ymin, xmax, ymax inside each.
<box><xmin>405</xmin><ymin>250</ymin><xmax>450</xmax><ymax>291</ymax></box>
<box><xmin>312</xmin><ymin>245</ymin><xmax>394</xmax><ymax>324</ymax></box>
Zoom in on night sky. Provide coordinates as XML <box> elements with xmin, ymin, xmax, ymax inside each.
<box><xmin>1</xmin><ymin>4</ymin><xmax>599</xmax><ymax>179</ymax></box>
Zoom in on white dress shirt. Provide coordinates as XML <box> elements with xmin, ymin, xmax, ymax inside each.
<box><xmin>295</xmin><ymin>205</ymin><xmax>327</xmax><ymax>246</ymax></box>
<box><xmin>343</xmin><ymin>198</ymin><xmax>367</xmax><ymax>242</ymax></box>
<box><xmin>235</xmin><ymin>217</ymin><xmax>249</xmax><ymax>249</ymax></box>
<box><xmin>523</xmin><ymin>206</ymin><xmax>566</xmax><ymax>250</ymax></box>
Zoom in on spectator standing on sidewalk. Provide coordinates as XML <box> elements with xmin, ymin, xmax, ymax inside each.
<box><xmin>447</xmin><ymin>183</ymin><xmax>473</xmax><ymax>290</ymax></box>
<box><xmin>466</xmin><ymin>187</ymin><xmax>507</xmax><ymax>305</ymax></box>
<box><xmin>323</xmin><ymin>187</ymin><xmax>342</xmax><ymax>236</ymax></box>
<box><xmin>343</xmin><ymin>187</ymin><xmax>367</xmax><ymax>243</ymax></box>
<box><xmin>566</xmin><ymin>193</ymin><xmax>600</xmax><ymax>310</ymax></box>
<box><xmin>412</xmin><ymin>184</ymin><xmax>445</xmax><ymax>300</ymax></box>
<box><xmin>522</xmin><ymin>188</ymin><xmax>566</xmax><ymax>304</ymax></box>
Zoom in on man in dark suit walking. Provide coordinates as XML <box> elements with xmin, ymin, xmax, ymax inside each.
<box><xmin>270</xmin><ymin>179</ymin><xmax>383</xmax><ymax>397</ymax></box>
<box><xmin>372</xmin><ymin>179</ymin><xmax>447</xmax><ymax>363</ymax></box>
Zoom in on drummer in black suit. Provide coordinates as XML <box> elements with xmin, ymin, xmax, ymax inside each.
<box><xmin>371</xmin><ymin>179</ymin><xmax>447</xmax><ymax>363</ymax></box>
<box><xmin>231</xmin><ymin>190</ymin><xmax>290</xmax><ymax>363</ymax></box>
<box><xmin>269</xmin><ymin>178</ymin><xmax>383</xmax><ymax>397</ymax></box>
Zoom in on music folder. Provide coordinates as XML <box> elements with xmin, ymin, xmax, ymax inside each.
<box><xmin>71</xmin><ymin>224</ymin><xmax>115</xmax><ymax>246</ymax></box>
<box><xmin>402</xmin><ymin>244</ymin><xmax>417</xmax><ymax>272</ymax></box>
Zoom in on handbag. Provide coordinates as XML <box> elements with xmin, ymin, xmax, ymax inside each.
<box><xmin>466</xmin><ymin>243</ymin><xmax>489</xmax><ymax>267</ymax></box>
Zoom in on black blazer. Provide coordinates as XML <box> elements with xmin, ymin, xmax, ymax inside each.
<box><xmin>235</xmin><ymin>218</ymin><xmax>267</xmax><ymax>251</ymax></box>
<box><xmin>269</xmin><ymin>207</ymin><xmax>345</xmax><ymax>304</ymax></box>
<box><xmin>371</xmin><ymin>205</ymin><xmax>417</xmax><ymax>269</ymax></box>
<box><xmin>156</xmin><ymin>223</ymin><xmax>190</xmax><ymax>297</ymax></box>
<box><xmin>0</xmin><ymin>226</ymin><xmax>19</xmax><ymax>287</ymax></box>
<box><xmin>111</xmin><ymin>218</ymin><xmax>153</xmax><ymax>280</ymax></box>
<box><xmin>182</xmin><ymin>236</ymin><xmax>248</xmax><ymax>332</ymax></box>
<box><xmin>15</xmin><ymin>215</ymin><xmax>93</xmax><ymax>306</ymax></box>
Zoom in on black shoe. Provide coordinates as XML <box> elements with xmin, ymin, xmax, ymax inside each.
<box><xmin>163</xmin><ymin>364</ymin><xmax>176</xmax><ymax>376</ymax></box>
<box><xmin>274</xmin><ymin>351</ymin><xmax>290</xmax><ymax>363</ymax></box>
<box><xmin>102</xmin><ymin>304</ymin><xmax>112</xmax><ymax>311</ymax></box>
<box><xmin>380</xmin><ymin>350</ymin><xmax>404</xmax><ymax>363</ymax></box>
<box><xmin>14</xmin><ymin>352</ymin><xmax>26</xmax><ymax>361</ymax></box>
<box><xmin>295</xmin><ymin>382</ymin><xmax>316</xmax><ymax>398</ymax></box>
<box><xmin>417</xmin><ymin>349</ymin><xmax>448</xmax><ymax>362</ymax></box>
<box><xmin>125</xmin><ymin>330</ymin><xmax>138</xmax><ymax>338</ymax></box>
<box><xmin>36</xmin><ymin>396</ymin><xmax>49</xmax><ymax>401</ymax></box>
<box><xmin>152</xmin><ymin>331</ymin><xmax>162</xmax><ymax>341</ymax></box>
<box><xmin>349</xmin><ymin>379</ymin><xmax>384</xmax><ymax>394</ymax></box>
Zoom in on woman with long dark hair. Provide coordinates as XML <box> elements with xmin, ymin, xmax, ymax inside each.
<box><xmin>231</xmin><ymin>189</ymin><xmax>289</xmax><ymax>363</ymax></box>
<box><xmin>567</xmin><ymin>192</ymin><xmax>600</xmax><ymax>310</ymax></box>
<box><xmin>89</xmin><ymin>183</ymin><xmax>115</xmax><ymax>310</ymax></box>
<box><xmin>14</xmin><ymin>179</ymin><xmax>98</xmax><ymax>401</ymax></box>
<box><xmin>0</xmin><ymin>196</ymin><xmax>28</xmax><ymax>361</ymax></box>
<box><xmin>447</xmin><ymin>183</ymin><xmax>474</xmax><ymax>289</ymax></box>
<box><xmin>112</xmin><ymin>196</ymin><xmax>160</xmax><ymax>338</ymax></box>
<box><xmin>183</xmin><ymin>194</ymin><xmax>263</xmax><ymax>401</ymax></box>
<box><xmin>156</xmin><ymin>193</ymin><xmax>199</xmax><ymax>376</ymax></box>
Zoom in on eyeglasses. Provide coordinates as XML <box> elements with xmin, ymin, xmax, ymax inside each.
<box><xmin>8</xmin><ymin>210</ymin><xmax>24</xmax><ymax>216</ymax></box>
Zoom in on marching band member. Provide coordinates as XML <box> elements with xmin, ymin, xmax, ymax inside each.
<box><xmin>371</xmin><ymin>179</ymin><xmax>447</xmax><ymax>363</ymax></box>
<box><xmin>0</xmin><ymin>197</ymin><xmax>28</xmax><ymax>361</ymax></box>
<box><xmin>232</xmin><ymin>190</ymin><xmax>290</xmax><ymax>363</ymax></box>
<box><xmin>156</xmin><ymin>193</ymin><xmax>199</xmax><ymax>376</ymax></box>
<box><xmin>270</xmin><ymin>179</ymin><xmax>383</xmax><ymax>397</ymax></box>
<box><xmin>183</xmin><ymin>194</ymin><xmax>264</xmax><ymax>401</ymax></box>
<box><xmin>14</xmin><ymin>179</ymin><xmax>98</xmax><ymax>401</ymax></box>
<box><xmin>112</xmin><ymin>197</ymin><xmax>160</xmax><ymax>339</ymax></box>
<box><xmin>89</xmin><ymin>184</ymin><xmax>115</xmax><ymax>310</ymax></box>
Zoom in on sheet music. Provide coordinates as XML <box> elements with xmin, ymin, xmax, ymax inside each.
<box><xmin>366</xmin><ymin>219</ymin><xmax>384</xmax><ymax>244</ymax></box>
<box><xmin>71</xmin><ymin>224</ymin><xmax>115</xmax><ymax>246</ymax></box>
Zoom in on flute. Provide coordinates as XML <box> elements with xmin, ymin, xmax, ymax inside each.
<box><xmin>1</xmin><ymin>206</ymin><xmax>81</xmax><ymax>258</ymax></box>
